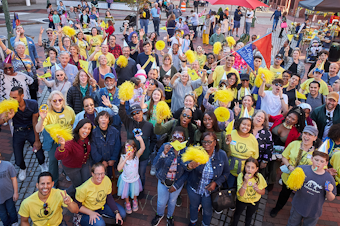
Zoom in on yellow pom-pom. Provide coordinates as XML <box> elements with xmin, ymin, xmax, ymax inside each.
<box><xmin>214</xmin><ymin>107</ymin><xmax>230</xmax><ymax>122</ymax></box>
<box><xmin>213</xmin><ymin>42</ymin><xmax>222</xmax><ymax>55</ymax></box>
<box><xmin>214</xmin><ymin>89</ymin><xmax>234</xmax><ymax>104</ymax></box>
<box><xmin>185</xmin><ymin>50</ymin><xmax>195</xmax><ymax>64</ymax></box>
<box><xmin>45</xmin><ymin>124</ymin><xmax>73</xmax><ymax>143</ymax></box>
<box><xmin>182</xmin><ymin>146</ymin><xmax>209</xmax><ymax>164</ymax></box>
<box><xmin>116</xmin><ymin>55</ymin><xmax>128</xmax><ymax>68</ymax></box>
<box><xmin>155</xmin><ymin>40</ymin><xmax>165</xmax><ymax>51</ymax></box>
<box><xmin>62</xmin><ymin>26</ymin><xmax>76</xmax><ymax>37</ymax></box>
<box><xmin>0</xmin><ymin>99</ymin><xmax>19</xmax><ymax>114</ymax></box>
<box><xmin>143</xmin><ymin>12</ymin><xmax>146</xmax><ymax>18</ymax></box>
<box><xmin>118</xmin><ymin>81</ymin><xmax>135</xmax><ymax>101</ymax></box>
<box><xmin>254</xmin><ymin>67</ymin><xmax>274</xmax><ymax>87</ymax></box>
<box><xmin>225</xmin><ymin>120</ymin><xmax>234</xmax><ymax>135</ymax></box>
<box><xmin>156</xmin><ymin>101</ymin><xmax>172</xmax><ymax>121</ymax></box>
<box><xmin>226</xmin><ymin>36</ymin><xmax>236</xmax><ymax>47</ymax></box>
<box><xmin>286</xmin><ymin>167</ymin><xmax>306</xmax><ymax>191</ymax></box>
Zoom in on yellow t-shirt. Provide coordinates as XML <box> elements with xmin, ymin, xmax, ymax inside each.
<box><xmin>237</xmin><ymin>172</ymin><xmax>267</xmax><ymax>204</ymax></box>
<box><xmin>212</xmin><ymin>66</ymin><xmax>240</xmax><ymax>88</ymax></box>
<box><xmin>94</xmin><ymin>52</ymin><xmax>116</xmax><ymax>67</ymax></box>
<box><xmin>281</xmin><ymin>141</ymin><xmax>313</xmax><ymax>184</ymax></box>
<box><xmin>330</xmin><ymin>151</ymin><xmax>340</xmax><ymax>184</ymax></box>
<box><xmin>77</xmin><ymin>39</ymin><xmax>88</xmax><ymax>59</ymax></box>
<box><xmin>229</xmin><ymin>130</ymin><xmax>259</xmax><ymax>176</ymax></box>
<box><xmin>19</xmin><ymin>37</ymin><xmax>30</xmax><ymax>56</ymax></box>
<box><xmin>76</xmin><ymin>176</ymin><xmax>112</xmax><ymax>211</ymax></box>
<box><xmin>86</xmin><ymin>35</ymin><xmax>103</xmax><ymax>55</ymax></box>
<box><xmin>194</xmin><ymin>52</ymin><xmax>207</xmax><ymax>69</ymax></box>
<box><xmin>43</xmin><ymin>106</ymin><xmax>76</xmax><ymax>128</ymax></box>
<box><xmin>18</xmin><ymin>188</ymin><xmax>69</xmax><ymax>226</ymax></box>
<box><xmin>269</xmin><ymin>66</ymin><xmax>285</xmax><ymax>80</ymax></box>
<box><xmin>300</xmin><ymin>78</ymin><xmax>329</xmax><ymax>96</ymax></box>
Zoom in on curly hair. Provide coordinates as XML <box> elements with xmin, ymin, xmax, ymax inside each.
<box><xmin>227</xmin><ymin>73</ymin><xmax>238</xmax><ymax>89</ymax></box>
<box><xmin>234</xmin><ymin>117</ymin><xmax>254</xmax><ymax>134</ymax></box>
<box><xmin>327</xmin><ymin>124</ymin><xmax>340</xmax><ymax>142</ymax></box>
<box><xmin>285</xmin><ymin>106</ymin><xmax>305</xmax><ymax>133</ymax></box>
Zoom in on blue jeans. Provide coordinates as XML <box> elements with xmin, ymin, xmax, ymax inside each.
<box><xmin>139</xmin><ymin>159</ymin><xmax>148</xmax><ymax>187</ymax></box>
<box><xmin>0</xmin><ymin>197</ymin><xmax>18</xmax><ymax>226</ymax></box>
<box><xmin>13</xmin><ymin>129</ymin><xmax>45</xmax><ymax>169</ymax></box>
<box><xmin>296</xmin><ymin>33</ymin><xmax>303</xmax><ymax>47</ymax></box>
<box><xmin>48</xmin><ymin>143</ymin><xmax>59</xmax><ymax>186</ymax></box>
<box><xmin>187</xmin><ymin>185</ymin><xmax>213</xmax><ymax>226</ymax></box>
<box><xmin>153</xmin><ymin>17</ymin><xmax>160</xmax><ymax>36</ymax></box>
<box><xmin>245</xmin><ymin>22</ymin><xmax>251</xmax><ymax>34</ymax></box>
<box><xmin>80</xmin><ymin>203</ymin><xmax>126</xmax><ymax>226</ymax></box>
<box><xmin>272</xmin><ymin>19</ymin><xmax>278</xmax><ymax>31</ymax></box>
<box><xmin>140</xmin><ymin>19</ymin><xmax>149</xmax><ymax>34</ymax></box>
<box><xmin>227</xmin><ymin>174</ymin><xmax>237</xmax><ymax>188</ymax></box>
<box><xmin>287</xmin><ymin>206</ymin><xmax>319</xmax><ymax>226</ymax></box>
<box><xmin>157</xmin><ymin>180</ymin><xmax>183</xmax><ymax>217</ymax></box>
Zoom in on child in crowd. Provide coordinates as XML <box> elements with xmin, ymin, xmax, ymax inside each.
<box><xmin>117</xmin><ymin>136</ymin><xmax>145</xmax><ymax>214</ymax></box>
<box><xmin>53</xmin><ymin>10</ymin><xmax>61</xmax><ymax>28</ymax></box>
<box><xmin>60</xmin><ymin>10</ymin><xmax>68</xmax><ymax>27</ymax></box>
<box><xmin>48</xmin><ymin>11</ymin><xmax>55</xmax><ymax>29</ymax></box>
<box><xmin>228</xmin><ymin>18</ymin><xmax>234</xmax><ymax>36</ymax></box>
<box><xmin>129</xmin><ymin>77</ymin><xmax>144</xmax><ymax>107</ymax></box>
<box><xmin>232</xmin><ymin>158</ymin><xmax>267</xmax><ymax>226</ymax></box>
<box><xmin>162</xmin><ymin>73</ymin><xmax>173</xmax><ymax>107</ymax></box>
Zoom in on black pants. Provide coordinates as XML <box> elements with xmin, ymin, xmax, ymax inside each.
<box><xmin>279</xmin><ymin>28</ymin><xmax>284</xmax><ymax>37</ymax></box>
<box><xmin>274</xmin><ymin>183</ymin><xmax>293</xmax><ymax>210</ymax></box>
<box><xmin>232</xmin><ymin>199</ymin><xmax>260</xmax><ymax>226</ymax></box>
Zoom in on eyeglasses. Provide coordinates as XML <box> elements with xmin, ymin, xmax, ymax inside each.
<box><xmin>181</xmin><ymin>113</ymin><xmax>192</xmax><ymax>119</ymax></box>
<box><xmin>93</xmin><ymin>172</ymin><xmax>105</xmax><ymax>176</ymax></box>
<box><xmin>275</xmin><ymin>57</ymin><xmax>282</xmax><ymax>60</ymax></box>
<box><xmin>56</xmin><ymin>74</ymin><xmax>64</xmax><ymax>77</ymax></box>
<box><xmin>47</xmin><ymin>32</ymin><xmax>53</xmax><ymax>35</ymax></box>
<box><xmin>164</xmin><ymin>58</ymin><xmax>170</xmax><ymax>61</ymax></box>
<box><xmin>202</xmin><ymin>140</ymin><xmax>214</xmax><ymax>145</ymax></box>
<box><xmin>83</xmin><ymin>143</ymin><xmax>87</xmax><ymax>154</ymax></box>
<box><xmin>43</xmin><ymin>203</ymin><xmax>49</xmax><ymax>215</ymax></box>
<box><xmin>52</xmin><ymin>99</ymin><xmax>63</xmax><ymax>103</ymax></box>
<box><xmin>132</xmin><ymin>36</ymin><xmax>137</xmax><ymax>38</ymax></box>
<box><xmin>149</xmin><ymin>82</ymin><xmax>155</xmax><ymax>85</ymax></box>
<box><xmin>172</xmin><ymin>133</ymin><xmax>184</xmax><ymax>141</ymax></box>
<box><xmin>274</xmin><ymin>83</ymin><xmax>283</xmax><ymax>87</ymax></box>
<box><xmin>4</xmin><ymin>67</ymin><xmax>13</xmax><ymax>70</ymax></box>
<box><xmin>84</xmin><ymin>103</ymin><xmax>94</xmax><ymax>108</ymax></box>
<box><xmin>132</xmin><ymin>110</ymin><xmax>141</xmax><ymax>116</ymax></box>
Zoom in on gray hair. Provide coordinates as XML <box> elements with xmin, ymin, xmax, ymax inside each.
<box><xmin>14</xmin><ymin>41</ymin><xmax>26</xmax><ymax>50</ymax></box>
<box><xmin>98</xmin><ymin>54</ymin><xmax>107</xmax><ymax>61</ymax></box>
<box><xmin>54</xmin><ymin>69</ymin><xmax>68</xmax><ymax>86</ymax></box>
<box><xmin>58</xmin><ymin>51</ymin><xmax>70</xmax><ymax>57</ymax></box>
<box><xmin>252</xmin><ymin>110</ymin><xmax>269</xmax><ymax>129</ymax></box>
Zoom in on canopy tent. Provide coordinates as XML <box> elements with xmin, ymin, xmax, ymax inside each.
<box><xmin>298</xmin><ymin>0</ymin><xmax>340</xmax><ymax>12</ymax></box>
<box><xmin>207</xmin><ymin>0</ymin><xmax>268</xmax><ymax>9</ymax></box>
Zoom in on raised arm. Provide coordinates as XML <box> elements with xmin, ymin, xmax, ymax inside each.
<box><xmin>38</xmin><ymin>27</ymin><xmax>44</xmax><ymax>47</ymax></box>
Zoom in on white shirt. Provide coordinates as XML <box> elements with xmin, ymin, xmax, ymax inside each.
<box><xmin>323</xmin><ymin>109</ymin><xmax>334</xmax><ymax>140</ymax></box>
<box><xmin>246</xmin><ymin>10</ymin><xmax>254</xmax><ymax>23</ymax></box>
<box><xmin>121</xmin><ymin>155</ymin><xmax>140</xmax><ymax>183</ymax></box>
<box><xmin>260</xmin><ymin>91</ymin><xmax>288</xmax><ymax>116</ymax></box>
<box><xmin>0</xmin><ymin>71</ymin><xmax>33</xmax><ymax>100</ymax></box>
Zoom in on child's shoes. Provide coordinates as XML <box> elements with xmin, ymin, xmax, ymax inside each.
<box><xmin>133</xmin><ymin>199</ymin><xmax>139</xmax><ymax>212</ymax></box>
<box><xmin>125</xmin><ymin>202</ymin><xmax>132</xmax><ymax>214</ymax></box>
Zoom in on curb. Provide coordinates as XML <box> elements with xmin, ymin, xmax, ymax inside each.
<box><xmin>0</xmin><ymin>21</ymin><xmax>43</xmax><ymax>27</ymax></box>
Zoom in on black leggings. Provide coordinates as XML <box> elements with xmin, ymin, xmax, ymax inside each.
<box><xmin>274</xmin><ymin>183</ymin><xmax>293</xmax><ymax>210</ymax></box>
<box><xmin>279</xmin><ymin>28</ymin><xmax>284</xmax><ymax>37</ymax></box>
<box><xmin>232</xmin><ymin>199</ymin><xmax>260</xmax><ymax>226</ymax></box>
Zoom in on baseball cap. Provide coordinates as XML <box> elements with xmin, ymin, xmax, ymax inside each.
<box><xmin>130</xmin><ymin>104</ymin><xmax>142</xmax><ymax>115</ymax></box>
<box><xmin>303</xmin><ymin>125</ymin><xmax>318</xmax><ymax>137</ymax></box>
<box><xmin>326</xmin><ymin>31</ymin><xmax>331</xmax><ymax>34</ymax></box>
<box><xmin>240</xmin><ymin>73</ymin><xmax>250</xmax><ymax>81</ymax></box>
<box><xmin>275</xmin><ymin>54</ymin><xmax>283</xmax><ymax>59</ymax></box>
<box><xmin>314</xmin><ymin>68</ymin><xmax>324</xmax><ymax>74</ymax></box>
<box><xmin>327</xmin><ymin>92</ymin><xmax>339</xmax><ymax>102</ymax></box>
<box><xmin>104</xmin><ymin>73</ymin><xmax>116</xmax><ymax>80</ymax></box>
<box><xmin>298</xmin><ymin>103</ymin><xmax>312</xmax><ymax>111</ymax></box>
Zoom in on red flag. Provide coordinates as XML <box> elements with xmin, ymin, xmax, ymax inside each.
<box><xmin>253</xmin><ymin>33</ymin><xmax>272</xmax><ymax>69</ymax></box>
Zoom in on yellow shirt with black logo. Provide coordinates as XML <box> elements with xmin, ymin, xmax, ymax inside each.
<box><xmin>86</xmin><ymin>35</ymin><xmax>103</xmax><ymax>55</ymax></box>
<box><xmin>269</xmin><ymin>65</ymin><xmax>285</xmax><ymax>80</ymax></box>
<box><xmin>229</xmin><ymin>130</ymin><xmax>259</xmax><ymax>176</ymax></box>
<box><xmin>76</xmin><ymin>176</ymin><xmax>112</xmax><ymax>211</ymax></box>
<box><xmin>281</xmin><ymin>141</ymin><xmax>313</xmax><ymax>184</ymax></box>
<box><xmin>19</xmin><ymin>37</ymin><xmax>30</xmax><ymax>56</ymax></box>
<box><xmin>18</xmin><ymin>188</ymin><xmax>69</xmax><ymax>226</ymax></box>
<box><xmin>43</xmin><ymin>106</ymin><xmax>75</xmax><ymax>128</ymax></box>
<box><xmin>94</xmin><ymin>51</ymin><xmax>115</xmax><ymax>67</ymax></box>
<box><xmin>237</xmin><ymin>172</ymin><xmax>267</xmax><ymax>204</ymax></box>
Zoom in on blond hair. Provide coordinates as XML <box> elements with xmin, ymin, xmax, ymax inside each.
<box><xmin>47</xmin><ymin>90</ymin><xmax>67</xmax><ymax>110</ymax></box>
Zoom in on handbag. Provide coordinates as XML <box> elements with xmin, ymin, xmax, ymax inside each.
<box><xmin>281</xmin><ymin>22</ymin><xmax>287</xmax><ymax>28</ymax></box>
<box><xmin>211</xmin><ymin>184</ymin><xmax>237</xmax><ymax>212</ymax></box>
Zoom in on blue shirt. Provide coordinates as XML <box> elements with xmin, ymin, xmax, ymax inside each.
<box><xmin>150</xmin><ymin>7</ymin><xmax>160</xmax><ymax>18</ymax></box>
<box><xmin>51</xmin><ymin>63</ymin><xmax>79</xmax><ymax>84</ymax></box>
<box><xmin>271</xmin><ymin>10</ymin><xmax>281</xmax><ymax>20</ymax></box>
<box><xmin>12</xmin><ymin>99</ymin><xmax>38</xmax><ymax>128</ymax></box>
<box><xmin>321</xmin><ymin>72</ymin><xmax>339</xmax><ymax>86</ymax></box>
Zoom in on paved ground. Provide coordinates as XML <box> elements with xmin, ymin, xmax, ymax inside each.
<box><xmin>1</xmin><ymin>2</ymin><xmax>340</xmax><ymax>226</ymax></box>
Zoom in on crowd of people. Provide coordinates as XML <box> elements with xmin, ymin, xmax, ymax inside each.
<box><xmin>0</xmin><ymin>1</ymin><xmax>340</xmax><ymax>226</ymax></box>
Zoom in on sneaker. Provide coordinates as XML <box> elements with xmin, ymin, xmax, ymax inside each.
<box><xmin>150</xmin><ymin>165</ymin><xmax>156</xmax><ymax>176</ymax></box>
<box><xmin>188</xmin><ymin>222</ymin><xmax>197</xmax><ymax>226</ymax></box>
<box><xmin>176</xmin><ymin>195</ymin><xmax>182</xmax><ymax>207</ymax></box>
<box><xmin>214</xmin><ymin>210</ymin><xmax>223</xmax><ymax>214</ymax></box>
<box><xmin>151</xmin><ymin>214</ymin><xmax>164</xmax><ymax>226</ymax></box>
<box><xmin>11</xmin><ymin>223</ymin><xmax>19</xmax><ymax>226</ymax></box>
<box><xmin>18</xmin><ymin>169</ymin><xmax>27</xmax><ymax>181</ymax></box>
<box><xmin>66</xmin><ymin>175</ymin><xmax>71</xmax><ymax>181</ymax></box>
<box><xmin>279</xmin><ymin>178</ymin><xmax>283</xmax><ymax>185</ymax></box>
<box><xmin>270</xmin><ymin>208</ymin><xmax>280</xmax><ymax>218</ymax></box>
<box><xmin>125</xmin><ymin>202</ymin><xmax>132</xmax><ymax>214</ymax></box>
<box><xmin>40</xmin><ymin>162</ymin><xmax>48</xmax><ymax>172</ymax></box>
<box><xmin>229</xmin><ymin>207</ymin><xmax>235</xmax><ymax>211</ymax></box>
<box><xmin>167</xmin><ymin>216</ymin><xmax>174</xmax><ymax>226</ymax></box>
<box><xmin>132</xmin><ymin>199</ymin><xmax>138</xmax><ymax>212</ymax></box>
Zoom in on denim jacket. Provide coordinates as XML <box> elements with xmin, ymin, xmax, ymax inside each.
<box><xmin>91</xmin><ymin>125</ymin><xmax>121</xmax><ymax>163</ymax></box>
<box><xmin>153</xmin><ymin>143</ymin><xmax>189</xmax><ymax>190</ymax></box>
<box><xmin>186</xmin><ymin>149</ymin><xmax>230</xmax><ymax>192</ymax></box>
<box><xmin>10</xmin><ymin>36</ymin><xmax>38</xmax><ymax>66</ymax></box>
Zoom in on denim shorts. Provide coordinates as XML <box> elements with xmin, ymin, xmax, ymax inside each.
<box><xmin>234</xmin><ymin>20</ymin><xmax>240</xmax><ymax>28</ymax></box>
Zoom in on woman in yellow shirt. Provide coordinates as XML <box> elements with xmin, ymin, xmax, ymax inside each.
<box><xmin>232</xmin><ymin>157</ymin><xmax>266</xmax><ymax>226</ymax></box>
<box><xmin>270</xmin><ymin>125</ymin><xmax>319</xmax><ymax>218</ymax></box>
<box><xmin>194</xmin><ymin>46</ymin><xmax>207</xmax><ymax>69</ymax></box>
<box><xmin>72</xmin><ymin>31</ymin><xmax>91</xmax><ymax>59</ymax></box>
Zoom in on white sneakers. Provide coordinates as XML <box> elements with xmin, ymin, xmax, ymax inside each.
<box><xmin>150</xmin><ymin>165</ymin><xmax>156</xmax><ymax>176</ymax></box>
<box><xmin>18</xmin><ymin>169</ymin><xmax>27</xmax><ymax>181</ymax></box>
<box><xmin>40</xmin><ymin>162</ymin><xmax>48</xmax><ymax>172</ymax></box>
<box><xmin>12</xmin><ymin>223</ymin><xmax>19</xmax><ymax>226</ymax></box>
<box><xmin>66</xmin><ymin>175</ymin><xmax>71</xmax><ymax>181</ymax></box>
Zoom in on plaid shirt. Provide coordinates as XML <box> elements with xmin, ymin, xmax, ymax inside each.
<box><xmin>193</xmin><ymin>151</ymin><xmax>215</xmax><ymax>197</ymax></box>
<box><xmin>108</xmin><ymin>44</ymin><xmax>123</xmax><ymax>59</ymax></box>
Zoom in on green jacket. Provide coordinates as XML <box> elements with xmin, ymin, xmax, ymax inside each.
<box><xmin>209</xmin><ymin>33</ymin><xmax>226</xmax><ymax>46</ymax></box>
<box><xmin>311</xmin><ymin>104</ymin><xmax>340</xmax><ymax>139</ymax></box>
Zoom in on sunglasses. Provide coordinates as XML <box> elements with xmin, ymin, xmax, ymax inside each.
<box><xmin>56</xmin><ymin>74</ymin><xmax>64</xmax><ymax>77</ymax></box>
<box><xmin>47</xmin><ymin>32</ymin><xmax>53</xmax><ymax>35</ymax></box>
<box><xmin>52</xmin><ymin>99</ymin><xmax>63</xmax><ymax>103</ymax></box>
<box><xmin>274</xmin><ymin>83</ymin><xmax>283</xmax><ymax>87</ymax></box>
<box><xmin>202</xmin><ymin>140</ymin><xmax>214</xmax><ymax>145</ymax></box>
<box><xmin>4</xmin><ymin>67</ymin><xmax>13</xmax><ymax>70</ymax></box>
<box><xmin>149</xmin><ymin>82</ymin><xmax>155</xmax><ymax>85</ymax></box>
<box><xmin>132</xmin><ymin>110</ymin><xmax>141</xmax><ymax>116</ymax></box>
<box><xmin>172</xmin><ymin>133</ymin><xmax>184</xmax><ymax>140</ymax></box>
<box><xmin>132</xmin><ymin>36</ymin><xmax>137</xmax><ymax>38</ymax></box>
<box><xmin>84</xmin><ymin>103</ymin><xmax>94</xmax><ymax>108</ymax></box>
<box><xmin>43</xmin><ymin>203</ymin><xmax>49</xmax><ymax>215</ymax></box>
<box><xmin>108</xmin><ymin>93</ymin><xmax>113</xmax><ymax>102</ymax></box>
<box><xmin>181</xmin><ymin>113</ymin><xmax>192</xmax><ymax>119</ymax></box>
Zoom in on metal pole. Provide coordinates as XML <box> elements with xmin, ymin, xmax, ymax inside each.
<box><xmin>2</xmin><ymin>0</ymin><xmax>13</xmax><ymax>49</ymax></box>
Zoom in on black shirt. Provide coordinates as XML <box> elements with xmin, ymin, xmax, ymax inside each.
<box><xmin>13</xmin><ymin>99</ymin><xmax>38</xmax><ymax>128</ymax></box>
<box><xmin>289</xmin><ymin>62</ymin><xmax>298</xmax><ymax>75</ymax></box>
<box><xmin>173</xmin><ymin>107</ymin><xmax>203</xmax><ymax>126</ymax></box>
<box><xmin>283</xmin><ymin>87</ymin><xmax>296</xmax><ymax>107</ymax></box>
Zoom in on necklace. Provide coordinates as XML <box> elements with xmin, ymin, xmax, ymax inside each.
<box><xmin>100</xmin><ymin>129</ymin><xmax>107</xmax><ymax>139</ymax></box>
<box><xmin>282</xmin><ymin>122</ymin><xmax>293</xmax><ymax>129</ymax></box>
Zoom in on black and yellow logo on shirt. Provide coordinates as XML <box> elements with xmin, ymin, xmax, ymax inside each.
<box><xmin>96</xmin><ymin>190</ymin><xmax>106</xmax><ymax>203</ymax></box>
<box><xmin>235</xmin><ymin>142</ymin><xmax>248</xmax><ymax>153</ymax></box>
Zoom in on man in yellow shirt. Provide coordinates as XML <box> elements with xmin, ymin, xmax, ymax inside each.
<box><xmin>208</xmin><ymin>54</ymin><xmax>240</xmax><ymax>88</ymax></box>
<box><xmin>19</xmin><ymin>172</ymin><xmax>79</xmax><ymax>226</ymax></box>
<box><xmin>300</xmin><ymin>68</ymin><xmax>329</xmax><ymax>96</ymax></box>
<box><xmin>270</xmin><ymin>54</ymin><xmax>285</xmax><ymax>80</ymax></box>
<box><xmin>89</xmin><ymin>43</ymin><xmax>116</xmax><ymax>67</ymax></box>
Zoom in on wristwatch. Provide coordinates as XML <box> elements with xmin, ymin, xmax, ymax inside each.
<box><xmin>114</xmin><ymin>210</ymin><xmax>119</xmax><ymax>215</ymax></box>
<box><xmin>262</xmin><ymin>160</ymin><xmax>268</xmax><ymax>164</ymax></box>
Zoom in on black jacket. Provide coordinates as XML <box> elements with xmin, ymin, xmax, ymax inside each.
<box><xmin>67</xmin><ymin>85</ymin><xmax>94</xmax><ymax>114</ymax></box>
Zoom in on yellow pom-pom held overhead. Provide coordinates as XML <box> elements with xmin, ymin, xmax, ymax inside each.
<box><xmin>62</xmin><ymin>26</ymin><xmax>76</xmax><ymax>37</ymax></box>
<box><xmin>226</xmin><ymin>36</ymin><xmax>236</xmax><ymax>48</ymax></box>
<box><xmin>225</xmin><ymin>120</ymin><xmax>234</xmax><ymax>135</ymax></box>
<box><xmin>214</xmin><ymin>107</ymin><xmax>230</xmax><ymax>122</ymax></box>
<box><xmin>0</xmin><ymin>99</ymin><xmax>19</xmax><ymax>114</ymax></box>
<box><xmin>213</xmin><ymin>42</ymin><xmax>222</xmax><ymax>55</ymax></box>
<box><xmin>214</xmin><ymin>89</ymin><xmax>234</xmax><ymax>104</ymax></box>
<box><xmin>156</xmin><ymin>101</ymin><xmax>172</xmax><ymax>122</ymax></box>
<box><xmin>254</xmin><ymin>67</ymin><xmax>274</xmax><ymax>87</ymax></box>
<box><xmin>118</xmin><ymin>81</ymin><xmax>135</xmax><ymax>102</ymax></box>
<box><xmin>45</xmin><ymin>124</ymin><xmax>73</xmax><ymax>143</ymax></box>
<box><xmin>185</xmin><ymin>50</ymin><xmax>195</xmax><ymax>64</ymax></box>
<box><xmin>155</xmin><ymin>40</ymin><xmax>166</xmax><ymax>51</ymax></box>
<box><xmin>182</xmin><ymin>146</ymin><xmax>209</xmax><ymax>164</ymax></box>
<box><xmin>286</xmin><ymin>167</ymin><xmax>306</xmax><ymax>191</ymax></box>
<box><xmin>116</xmin><ymin>55</ymin><xmax>128</xmax><ymax>68</ymax></box>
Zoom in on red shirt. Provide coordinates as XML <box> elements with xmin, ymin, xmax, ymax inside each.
<box><xmin>105</xmin><ymin>26</ymin><xmax>115</xmax><ymax>37</ymax></box>
<box><xmin>269</xmin><ymin>115</ymin><xmax>300</xmax><ymax>148</ymax></box>
<box><xmin>108</xmin><ymin>44</ymin><xmax>122</xmax><ymax>59</ymax></box>
<box><xmin>69</xmin><ymin>55</ymin><xmax>86</xmax><ymax>70</ymax></box>
<box><xmin>55</xmin><ymin>137</ymin><xmax>91</xmax><ymax>168</ymax></box>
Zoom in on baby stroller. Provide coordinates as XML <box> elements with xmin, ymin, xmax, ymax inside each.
<box><xmin>120</xmin><ymin>14</ymin><xmax>137</xmax><ymax>32</ymax></box>
<box><xmin>305</xmin><ymin>38</ymin><xmax>322</xmax><ymax>63</ymax></box>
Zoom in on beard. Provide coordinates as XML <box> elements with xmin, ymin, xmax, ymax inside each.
<box><xmin>105</xmin><ymin>84</ymin><xmax>115</xmax><ymax>90</ymax></box>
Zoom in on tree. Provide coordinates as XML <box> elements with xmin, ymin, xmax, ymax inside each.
<box><xmin>124</xmin><ymin>0</ymin><xmax>149</xmax><ymax>30</ymax></box>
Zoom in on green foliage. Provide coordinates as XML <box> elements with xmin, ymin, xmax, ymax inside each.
<box><xmin>217</xmin><ymin>7</ymin><xmax>223</xmax><ymax>15</ymax></box>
